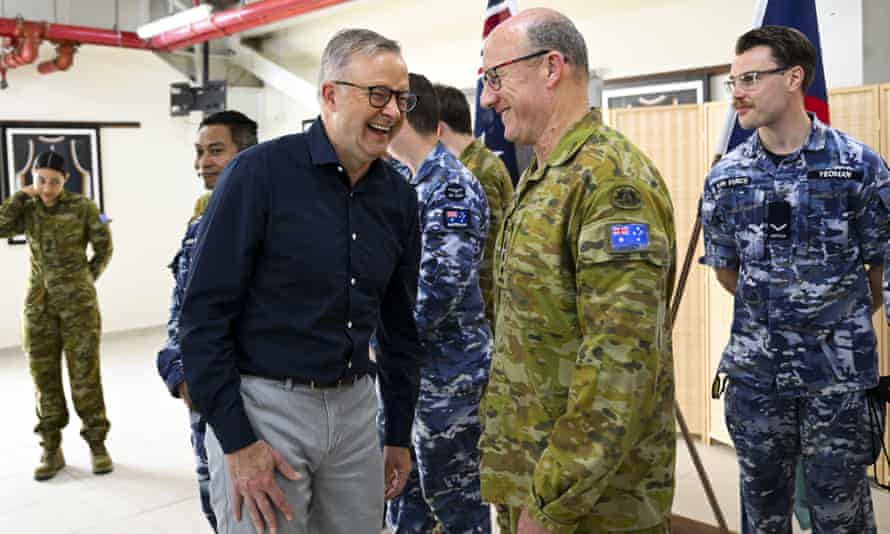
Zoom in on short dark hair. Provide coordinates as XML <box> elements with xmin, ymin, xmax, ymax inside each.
<box><xmin>199</xmin><ymin>110</ymin><xmax>258</xmax><ymax>151</ymax></box>
<box><xmin>433</xmin><ymin>84</ymin><xmax>472</xmax><ymax>136</ymax></box>
<box><xmin>34</xmin><ymin>151</ymin><xmax>66</xmax><ymax>174</ymax></box>
<box><xmin>736</xmin><ymin>25</ymin><xmax>817</xmax><ymax>93</ymax></box>
<box><xmin>406</xmin><ymin>73</ymin><xmax>439</xmax><ymax>136</ymax></box>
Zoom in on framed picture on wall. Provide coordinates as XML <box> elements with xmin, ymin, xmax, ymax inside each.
<box><xmin>602</xmin><ymin>71</ymin><xmax>712</xmax><ymax>120</ymax></box>
<box><xmin>1</xmin><ymin>125</ymin><xmax>103</xmax><ymax>245</ymax></box>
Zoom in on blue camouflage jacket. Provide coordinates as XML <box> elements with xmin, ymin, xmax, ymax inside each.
<box><xmin>398</xmin><ymin>143</ymin><xmax>492</xmax><ymax>385</ymax></box>
<box><xmin>157</xmin><ymin>214</ymin><xmax>203</xmax><ymax>397</ymax></box>
<box><xmin>700</xmin><ymin>115</ymin><xmax>890</xmax><ymax>397</ymax></box>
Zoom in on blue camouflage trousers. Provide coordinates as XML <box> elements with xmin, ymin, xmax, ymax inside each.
<box><xmin>189</xmin><ymin>410</ymin><xmax>217</xmax><ymax>532</ymax></box>
<box><xmin>725</xmin><ymin>380</ymin><xmax>884</xmax><ymax>534</ymax></box>
<box><xmin>379</xmin><ymin>376</ymin><xmax>490</xmax><ymax>534</ymax></box>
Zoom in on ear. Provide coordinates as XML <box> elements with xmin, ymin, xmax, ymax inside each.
<box><xmin>320</xmin><ymin>81</ymin><xmax>337</xmax><ymax>110</ymax></box>
<box><xmin>787</xmin><ymin>65</ymin><xmax>805</xmax><ymax>92</ymax></box>
<box><xmin>544</xmin><ymin>51</ymin><xmax>568</xmax><ymax>89</ymax></box>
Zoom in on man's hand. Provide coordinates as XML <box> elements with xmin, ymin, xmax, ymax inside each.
<box><xmin>20</xmin><ymin>185</ymin><xmax>37</xmax><ymax>198</ymax></box>
<box><xmin>225</xmin><ymin>440</ymin><xmax>301</xmax><ymax>533</ymax></box>
<box><xmin>383</xmin><ymin>445</ymin><xmax>411</xmax><ymax>500</ymax></box>
<box><xmin>518</xmin><ymin>508</ymin><xmax>552</xmax><ymax>534</ymax></box>
<box><xmin>176</xmin><ymin>382</ymin><xmax>193</xmax><ymax>411</ymax></box>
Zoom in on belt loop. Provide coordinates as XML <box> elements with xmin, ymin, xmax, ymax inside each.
<box><xmin>285</xmin><ymin>377</ymin><xmax>293</xmax><ymax>390</ymax></box>
<box><xmin>310</xmin><ymin>379</ymin><xmax>316</xmax><ymax>389</ymax></box>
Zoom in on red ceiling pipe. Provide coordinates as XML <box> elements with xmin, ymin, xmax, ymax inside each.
<box><xmin>149</xmin><ymin>0</ymin><xmax>351</xmax><ymax>51</ymax></box>
<box><xmin>43</xmin><ymin>22</ymin><xmax>149</xmax><ymax>49</ymax></box>
<box><xmin>0</xmin><ymin>18</ymin><xmax>149</xmax><ymax>50</ymax></box>
<box><xmin>1</xmin><ymin>21</ymin><xmax>42</xmax><ymax>69</ymax></box>
<box><xmin>37</xmin><ymin>42</ymin><xmax>76</xmax><ymax>74</ymax></box>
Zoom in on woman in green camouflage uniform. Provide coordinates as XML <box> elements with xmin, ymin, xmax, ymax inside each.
<box><xmin>0</xmin><ymin>151</ymin><xmax>113</xmax><ymax>481</ymax></box>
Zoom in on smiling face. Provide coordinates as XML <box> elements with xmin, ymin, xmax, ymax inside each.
<box><xmin>32</xmin><ymin>167</ymin><xmax>68</xmax><ymax>207</ymax></box>
<box><xmin>320</xmin><ymin>51</ymin><xmax>408</xmax><ymax>177</ymax></box>
<box><xmin>479</xmin><ymin>28</ymin><xmax>551</xmax><ymax>146</ymax></box>
<box><xmin>730</xmin><ymin>45</ymin><xmax>798</xmax><ymax>130</ymax></box>
<box><xmin>194</xmin><ymin>124</ymin><xmax>240</xmax><ymax>190</ymax></box>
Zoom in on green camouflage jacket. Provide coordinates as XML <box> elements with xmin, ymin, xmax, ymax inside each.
<box><xmin>479</xmin><ymin>110</ymin><xmax>677</xmax><ymax>533</ymax></box>
<box><xmin>0</xmin><ymin>190</ymin><xmax>112</xmax><ymax>309</ymax></box>
<box><xmin>459</xmin><ymin>138</ymin><xmax>514</xmax><ymax>334</ymax></box>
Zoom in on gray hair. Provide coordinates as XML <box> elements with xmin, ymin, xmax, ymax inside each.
<box><xmin>318</xmin><ymin>29</ymin><xmax>402</xmax><ymax>86</ymax></box>
<box><xmin>526</xmin><ymin>13</ymin><xmax>589</xmax><ymax>80</ymax></box>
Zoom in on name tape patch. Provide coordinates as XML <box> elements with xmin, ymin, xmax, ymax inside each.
<box><xmin>807</xmin><ymin>168</ymin><xmax>863</xmax><ymax>181</ymax></box>
<box><xmin>610</xmin><ymin>223</ymin><xmax>649</xmax><ymax>251</ymax></box>
<box><xmin>713</xmin><ymin>176</ymin><xmax>751</xmax><ymax>191</ymax></box>
<box><xmin>444</xmin><ymin>208</ymin><xmax>469</xmax><ymax>229</ymax></box>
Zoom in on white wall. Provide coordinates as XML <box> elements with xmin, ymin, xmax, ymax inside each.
<box><xmin>0</xmin><ymin>44</ymin><xmax>203</xmax><ymax>349</ymax></box>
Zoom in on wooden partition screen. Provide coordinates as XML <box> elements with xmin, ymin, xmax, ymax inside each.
<box><xmin>829</xmin><ymin>84</ymin><xmax>889</xmax><ymax>485</ymax></box>
<box><xmin>609</xmin><ymin>104</ymin><xmax>709</xmax><ymax>440</ymax></box>
<box><xmin>607</xmin><ymin>84</ymin><xmax>890</xmax><ymax>485</ymax></box>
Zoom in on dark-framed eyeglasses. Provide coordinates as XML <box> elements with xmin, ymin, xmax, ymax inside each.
<box><xmin>481</xmin><ymin>49</ymin><xmax>553</xmax><ymax>91</ymax></box>
<box><xmin>724</xmin><ymin>66</ymin><xmax>790</xmax><ymax>93</ymax></box>
<box><xmin>332</xmin><ymin>80</ymin><xmax>418</xmax><ymax>112</ymax></box>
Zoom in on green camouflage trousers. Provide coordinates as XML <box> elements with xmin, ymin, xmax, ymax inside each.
<box><xmin>494</xmin><ymin>505</ymin><xmax>671</xmax><ymax>534</ymax></box>
<box><xmin>23</xmin><ymin>291</ymin><xmax>110</xmax><ymax>450</ymax></box>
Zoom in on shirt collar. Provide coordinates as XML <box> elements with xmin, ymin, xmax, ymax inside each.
<box><xmin>742</xmin><ymin>112</ymin><xmax>827</xmax><ymax>159</ymax></box>
<box><xmin>411</xmin><ymin>142</ymin><xmax>450</xmax><ymax>185</ymax></box>
<box><xmin>306</xmin><ymin>115</ymin><xmax>387</xmax><ymax>186</ymax></box>
<box><xmin>527</xmin><ymin>109</ymin><xmax>602</xmax><ymax>177</ymax></box>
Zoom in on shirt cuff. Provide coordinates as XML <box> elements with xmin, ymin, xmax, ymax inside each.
<box><xmin>206</xmin><ymin>405</ymin><xmax>258</xmax><ymax>454</ymax></box>
<box><xmin>699</xmin><ymin>254</ymin><xmax>738</xmax><ymax>270</ymax></box>
<box><xmin>164</xmin><ymin>364</ymin><xmax>185</xmax><ymax>398</ymax></box>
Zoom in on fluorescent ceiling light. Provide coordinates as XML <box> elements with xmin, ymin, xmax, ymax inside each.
<box><xmin>137</xmin><ymin>4</ymin><xmax>213</xmax><ymax>39</ymax></box>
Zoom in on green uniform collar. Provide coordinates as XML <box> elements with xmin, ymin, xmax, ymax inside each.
<box><xmin>459</xmin><ymin>138</ymin><xmax>485</xmax><ymax>162</ymax></box>
<box><xmin>521</xmin><ymin>109</ymin><xmax>602</xmax><ymax>189</ymax></box>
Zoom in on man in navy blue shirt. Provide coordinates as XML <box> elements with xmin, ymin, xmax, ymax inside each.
<box><xmin>179</xmin><ymin>28</ymin><xmax>422</xmax><ymax>534</ymax></box>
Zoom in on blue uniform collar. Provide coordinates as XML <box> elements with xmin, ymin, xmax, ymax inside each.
<box><xmin>741</xmin><ymin>112</ymin><xmax>827</xmax><ymax>160</ymax></box>
<box><xmin>410</xmin><ymin>142</ymin><xmax>450</xmax><ymax>186</ymax></box>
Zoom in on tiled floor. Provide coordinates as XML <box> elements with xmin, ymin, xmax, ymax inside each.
<box><xmin>0</xmin><ymin>326</ymin><xmax>887</xmax><ymax>533</ymax></box>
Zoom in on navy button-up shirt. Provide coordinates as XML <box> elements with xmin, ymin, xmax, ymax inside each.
<box><xmin>180</xmin><ymin>119</ymin><xmax>423</xmax><ymax>453</ymax></box>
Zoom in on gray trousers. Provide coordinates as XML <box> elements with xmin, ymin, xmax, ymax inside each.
<box><xmin>205</xmin><ymin>375</ymin><xmax>384</xmax><ymax>534</ymax></box>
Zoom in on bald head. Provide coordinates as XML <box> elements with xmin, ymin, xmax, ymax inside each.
<box><xmin>489</xmin><ymin>8</ymin><xmax>589</xmax><ymax>82</ymax></box>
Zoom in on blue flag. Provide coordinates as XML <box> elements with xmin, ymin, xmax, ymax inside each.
<box><xmin>474</xmin><ymin>0</ymin><xmax>520</xmax><ymax>185</ymax></box>
<box><xmin>718</xmin><ymin>0</ymin><xmax>830</xmax><ymax>154</ymax></box>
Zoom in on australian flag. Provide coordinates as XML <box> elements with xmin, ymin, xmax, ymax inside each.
<box><xmin>717</xmin><ymin>0</ymin><xmax>829</xmax><ymax>154</ymax></box>
<box><xmin>474</xmin><ymin>0</ymin><xmax>520</xmax><ymax>184</ymax></box>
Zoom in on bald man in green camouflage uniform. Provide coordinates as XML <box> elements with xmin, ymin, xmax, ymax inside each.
<box><xmin>0</xmin><ymin>151</ymin><xmax>113</xmax><ymax>481</ymax></box>
<box><xmin>477</xmin><ymin>9</ymin><xmax>676</xmax><ymax>534</ymax></box>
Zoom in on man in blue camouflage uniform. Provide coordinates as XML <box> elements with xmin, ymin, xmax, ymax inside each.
<box><xmin>383</xmin><ymin>72</ymin><xmax>492</xmax><ymax>534</ymax></box>
<box><xmin>156</xmin><ymin>110</ymin><xmax>258</xmax><ymax>532</ymax></box>
<box><xmin>700</xmin><ymin>26</ymin><xmax>889</xmax><ymax>533</ymax></box>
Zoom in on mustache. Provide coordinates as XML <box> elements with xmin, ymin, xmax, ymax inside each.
<box><xmin>733</xmin><ymin>98</ymin><xmax>752</xmax><ymax>109</ymax></box>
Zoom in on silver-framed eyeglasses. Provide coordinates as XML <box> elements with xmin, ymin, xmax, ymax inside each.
<box><xmin>481</xmin><ymin>49</ymin><xmax>552</xmax><ymax>91</ymax></box>
<box><xmin>724</xmin><ymin>66</ymin><xmax>790</xmax><ymax>93</ymax></box>
<box><xmin>333</xmin><ymin>80</ymin><xmax>417</xmax><ymax>112</ymax></box>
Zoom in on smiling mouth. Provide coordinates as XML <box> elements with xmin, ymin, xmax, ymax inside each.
<box><xmin>368</xmin><ymin>123</ymin><xmax>392</xmax><ymax>134</ymax></box>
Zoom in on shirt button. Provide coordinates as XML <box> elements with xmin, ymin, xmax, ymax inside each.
<box><xmin>350</xmin><ymin>277</ymin><xmax>356</xmax><ymax>286</ymax></box>
<box><xmin>337</xmin><ymin>165</ymin><xmax>343</xmax><ymax>173</ymax></box>
<box><xmin>347</xmin><ymin>360</ymin><xmax>353</xmax><ymax>369</ymax></box>
<box><xmin>352</xmin><ymin>232</ymin><xmax>357</xmax><ymax>241</ymax></box>
<box><xmin>347</xmin><ymin>321</ymin><xmax>353</xmax><ymax>329</ymax></box>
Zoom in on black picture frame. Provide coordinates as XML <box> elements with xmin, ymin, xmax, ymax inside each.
<box><xmin>1</xmin><ymin>124</ymin><xmax>104</xmax><ymax>245</ymax></box>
